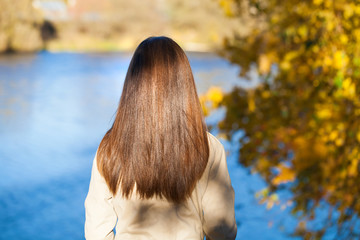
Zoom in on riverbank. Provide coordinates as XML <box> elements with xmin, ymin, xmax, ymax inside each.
<box><xmin>0</xmin><ymin>0</ymin><xmax>251</xmax><ymax>54</ymax></box>
<box><xmin>42</xmin><ymin>34</ymin><xmax>217</xmax><ymax>53</ymax></box>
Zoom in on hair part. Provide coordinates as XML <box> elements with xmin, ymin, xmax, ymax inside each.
<box><xmin>97</xmin><ymin>36</ymin><xmax>209</xmax><ymax>203</ymax></box>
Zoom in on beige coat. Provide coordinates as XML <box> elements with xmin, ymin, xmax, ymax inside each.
<box><xmin>85</xmin><ymin>132</ymin><xmax>237</xmax><ymax>240</ymax></box>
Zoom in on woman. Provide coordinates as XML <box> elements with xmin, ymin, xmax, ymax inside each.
<box><xmin>85</xmin><ymin>36</ymin><xmax>237</xmax><ymax>240</ymax></box>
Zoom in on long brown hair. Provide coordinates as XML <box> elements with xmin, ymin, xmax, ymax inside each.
<box><xmin>97</xmin><ymin>36</ymin><xmax>209</xmax><ymax>203</ymax></box>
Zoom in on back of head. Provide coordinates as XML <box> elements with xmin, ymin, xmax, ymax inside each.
<box><xmin>97</xmin><ymin>36</ymin><xmax>209</xmax><ymax>203</ymax></box>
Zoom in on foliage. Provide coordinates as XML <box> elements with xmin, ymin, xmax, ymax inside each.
<box><xmin>200</xmin><ymin>86</ymin><xmax>224</xmax><ymax>116</ymax></box>
<box><xmin>218</xmin><ymin>0</ymin><xmax>360</xmax><ymax>238</ymax></box>
<box><xmin>0</xmin><ymin>0</ymin><xmax>43</xmax><ymax>52</ymax></box>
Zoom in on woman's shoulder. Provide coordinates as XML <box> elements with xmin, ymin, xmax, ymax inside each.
<box><xmin>207</xmin><ymin>132</ymin><xmax>225</xmax><ymax>153</ymax></box>
<box><xmin>205</xmin><ymin>132</ymin><xmax>226</xmax><ymax>172</ymax></box>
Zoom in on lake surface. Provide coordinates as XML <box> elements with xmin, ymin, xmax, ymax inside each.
<box><xmin>0</xmin><ymin>52</ymin><xmax>299</xmax><ymax>239</ymax></box>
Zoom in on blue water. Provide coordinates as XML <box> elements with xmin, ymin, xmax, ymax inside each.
<box><xmin>0</xmin><ymin>52</ymin><xmax>298</xmax><ymax>239</ymax></box>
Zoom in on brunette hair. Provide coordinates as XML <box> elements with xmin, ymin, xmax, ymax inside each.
<box><xmin>96</xmin><ymin>36</ymin><xmax>209</xmax><ymax>203</ymax></box>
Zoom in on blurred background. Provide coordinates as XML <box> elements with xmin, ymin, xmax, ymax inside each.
<box><xmin>1</xmin><ymin>0</ymin><xmax>360</xmax><ymax>239</ymax></box>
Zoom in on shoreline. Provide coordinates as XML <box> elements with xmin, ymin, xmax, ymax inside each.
<box><xmin>0</xmin><ymin>47</ymin><xmax>220</xmax><ymax>55</ymax></box>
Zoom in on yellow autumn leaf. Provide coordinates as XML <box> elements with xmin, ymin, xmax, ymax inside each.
<box><xmin>266</xmin><ymin>193</ymin><xmax>280</xmax><ymax>209</ymax></box>
<box><xmin>259</xmin><ymin>54</ymin><xmax>271</xmax><ymax>74</ymax></box>
<box><xmin>348</xmin><ymin>158</ymin><xmax>360</xmax><ymax>177</ymax></box>
<box><xmin>206</xmin><ymin>86</ymin><xmax>223</xmax><ymax>108</ymax></box>
<box><xmin>344</xmin><ymin>4</ymin><xmax>355</xmax><ymax>19</ymax></box>
<box><xmin>342</xmin><ymin>78</ymin><xmax>356</xmax><ymax>98</ymax></box>
<box><xmin>271</xmin><ymin>15</ymin><xmax>280</xmax><ymax>24</ymax></box>
<box><xmin>255</xmin><ymin>187</ymin><xmax>269</xmax><ymax>199</ymax></box>
<box><xmin>261</xmin><ymin>90</ymin><xmax>271</xmax><ymax>99</ymax></box>
<box><xmin>335</xmin><ymin>138</ymin><xmax>344</xmax><ymax>146</ymax></box>
<box><xmin>340</xmin><ymin>34</ymin><xmax>348</xmax><ymax>44</ymax></box>
<box><xmin>297</xmin><ymin>25</ymin><xmax>308</xmax><ymax>39</ymax></box>
<box><xmin>315</xmin><ymin>141</ymin><xmax>328</xmax><ymax>158</ymax></box>
<box><xmin>280</xmin><ymin>61</ymin><xmax>291</xmax><ymax>71</ymax></box>
<box><xmin>325</xmin><ymin>184</ymin><xmax>336</xmax><ymax>193</ymax></box>
<box><xmin>284</xmin><ymin>51</ymin><xmax>300</xmax><ymax>62</ymax></box>
<box><xmin>312</xmin><ymin>45</ymin><xmax>320</xmax><ymax>53</ymax></box>
<box><xmin>313</xmin><ymin>0</ymin><xmax>323</xmax><ymax>5</ymax></box>
<box><xmin>323</xmin><ymin>55</ymin><xmax>332</xmax><ymax>66</ymax></box>
<box><xmin>272</xmin><ymin>164</ymin><xmax>296</xmax><ymax>185</ymax></box>
<box><xmin>324</xmin><ymin>0</ymin><xmax>333</xmax><ymax>8</ymax></box>
<box><xmin>349</xmin><ymin>148</ymin><xmax>359</xmax><ymax>159</ymax></box>
<box><xmin>219</xmin><ymin>0</ymin><xmax>234</xmax><ymax>16</ymax></box>
<box><xmin>326</xmin><ymin>21</ymin><xmax>335</xmax><ymax>31</ymax></box>
<box><xmin>354</xmin><ymin>29</ymin><xmax>360</xmax><ymax>41</ymax></box>
<box><xmin>248</xmin><ymin>96</ymin><xmax>255</xmax><ymax>112</ymax></box>
<box><xmin>333</xmin><ymin>50</ymin><xmax>349</xmax><ymax>69</ymax></box>
<box><xmin>329</xmin><ymin>130</ymin><xmax>338</xmax><ymax>141</ymax></box>
<box><xmin>316</xmin><ymin>107</ymin><xmax>332</xmax><ymax>119</ymax></box>
<box><xmin>256</xmin><ymin>188</ymin><xmax>280</xmax><ymax>210</ymax></box>
<box><xmin>337</xmin><ymin>123</ymin><xmax>345</xmax><ymax>131</ymax></box>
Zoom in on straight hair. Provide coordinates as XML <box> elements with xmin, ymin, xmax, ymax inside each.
<box><xmin>96</xmin><ymin>36</ymin><xmax>209</xmax><ymax>203</ymax></box>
